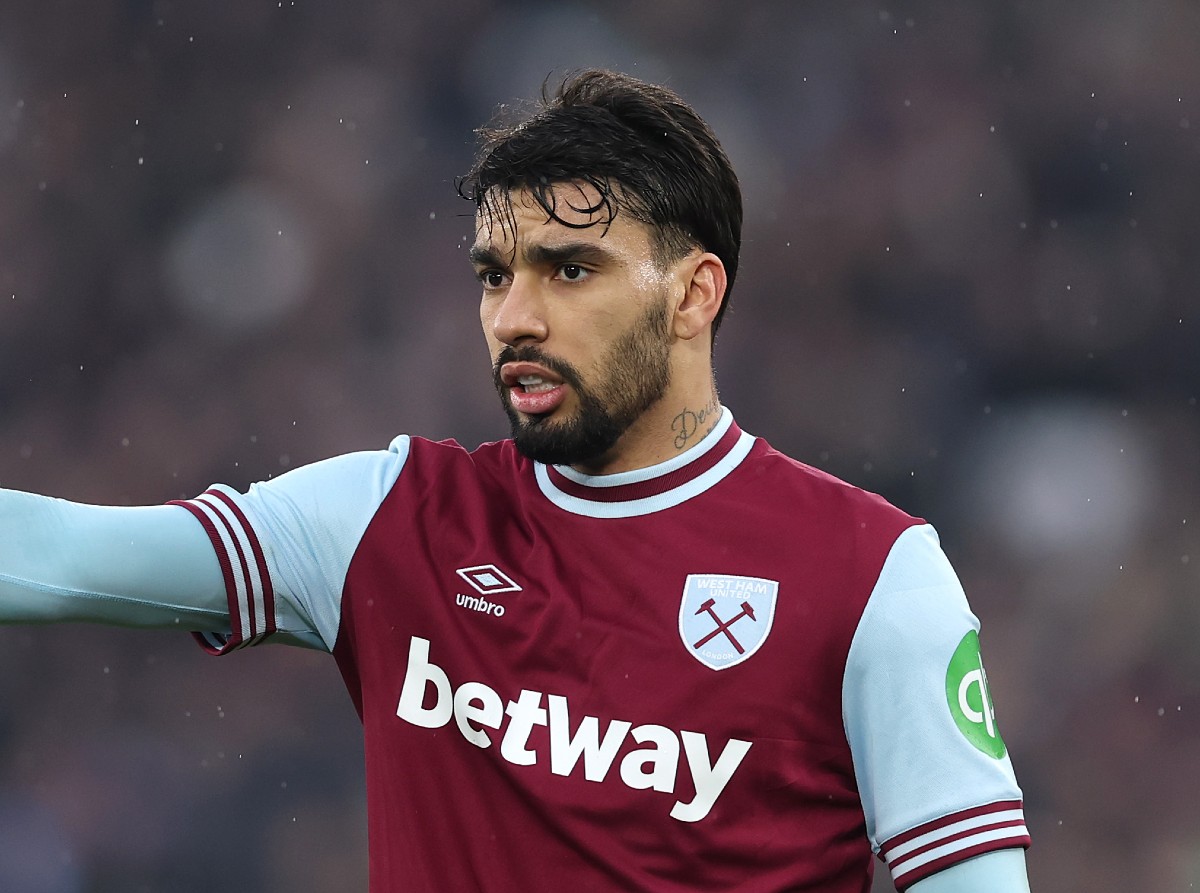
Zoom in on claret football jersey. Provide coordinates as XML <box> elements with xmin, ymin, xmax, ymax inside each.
<box><xmin>173</xmin><ymin>411</ymin><xmax>1029</xmax><ymax>892</ymax></box>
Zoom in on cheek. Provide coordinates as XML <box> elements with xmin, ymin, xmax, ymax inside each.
<box><xmin>479</xmin><ymin>323</ymin><xmax>503</xmax><ymax>366</ymax></box>
<box><xmin>481</xmin><ymin>329</ymin><xmax>504</xmax><ymax>361</ymax></box>
<box><xmin>479</xmin><ymin>302</ymin><xmax>499</xmax><ymax>342</ymax></box>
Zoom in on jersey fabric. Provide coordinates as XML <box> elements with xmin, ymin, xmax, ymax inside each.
<box><xmin>172</xmin><ymin>411</ymin><xmax>1029</xmax><ymax>892</ymax></box>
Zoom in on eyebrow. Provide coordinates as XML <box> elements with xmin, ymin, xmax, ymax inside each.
<box><xmin>468</xmin><ymin>245</ymin><xmax>505</xmax><ymax>269</ymax></box>
<box><xmin>526</xmin><ymin>242</ymin><xmax>618</xmax><ymax>268</ymax></box>
<box><xmin>468</xmin><ymin>241</ymin><xmax>620</xmax><ymax>270</ymax></box>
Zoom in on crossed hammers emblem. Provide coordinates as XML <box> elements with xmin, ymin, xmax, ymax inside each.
<box><xmin>692</xmin><ymin>598</ymin><xmax>757</xmax><ymax>654</ymax></box>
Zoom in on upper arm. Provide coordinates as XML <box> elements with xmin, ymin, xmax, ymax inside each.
<box><xmin>175</xmin><ymin>436</ymin><xmax>411</xmax><ymax>653</ymax></box>
<box><xmin>907</xmin><ymin>848</ymin><xmax>1031</xmax><ymax>893</ymax></box>
<box><xmin>843</xmin><ymin>524</ymin><xmax>1030</xmax><ymax>889</ymax></box>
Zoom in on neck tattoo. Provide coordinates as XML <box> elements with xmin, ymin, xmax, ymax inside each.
<box><xmin>670</xmin><ymin>397</ymin><xmax>721</xmax><ymax>451</ymax></box>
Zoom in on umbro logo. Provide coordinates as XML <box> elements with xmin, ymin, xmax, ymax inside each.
<box><xmin>456</xmin><ymin>564</ymin><xmax>522</xmax><ymax>595</ymax></box>
<box><xmin>455</xmin><ymin>564</ymin><xmax>521</xmax><ymax>619</ymax></box>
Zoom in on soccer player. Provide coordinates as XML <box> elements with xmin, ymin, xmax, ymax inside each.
<box><xmin>0</xmin><ymin>70</ymin><xmax>1031</xmax><ymax>891</ymax></box>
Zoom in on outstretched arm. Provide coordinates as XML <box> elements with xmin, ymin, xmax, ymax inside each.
<box><xmin>0</xmin><ymin>488</ymin><xmax>228</xmax><ymax>629</ymax></box>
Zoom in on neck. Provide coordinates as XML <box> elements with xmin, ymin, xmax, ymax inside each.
<box><xmin>570</xmin><ymin>382</ymin><xmax>722</xmax><ymax>477</ymax></box>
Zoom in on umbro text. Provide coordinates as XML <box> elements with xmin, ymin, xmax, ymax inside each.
<box><xmin>455</xmin><ymin>593</ymin><xmax>506</xmax><ymax>617</ymax></box>
<box><xmin>396</xmin><ymin>636</ymin><xmax>751</xmax><ymax>822</ymax></box>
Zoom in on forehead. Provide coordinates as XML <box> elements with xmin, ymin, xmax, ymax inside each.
<box><xmin>473</xmin><ymin>182</ymin><xmax>654</xmax><ymax>256</ymax></box>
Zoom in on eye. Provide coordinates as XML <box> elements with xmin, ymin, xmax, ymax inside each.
<box><xmin>478</xmin><ymin>270</ymin><xmax>508</xmax><ymax>290</ymax></box>
<box><xmin>558</xmin><ymin>264</ymin><xmax>589</xmax><ymax>282</ymax></box>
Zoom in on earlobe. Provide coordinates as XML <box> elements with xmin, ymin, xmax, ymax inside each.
<box><xmin>673</xmin><ymin>253</ymin><xmax>727</xmax><ymax>341</ymax></box>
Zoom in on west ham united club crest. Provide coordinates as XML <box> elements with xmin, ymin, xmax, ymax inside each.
<box><xmin>679</xmin><ymin>574</ymin><xmax>779</xmax><ymax>670</ymax></box>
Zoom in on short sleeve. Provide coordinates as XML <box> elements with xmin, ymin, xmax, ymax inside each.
<box><xmin>172</xmin><ymin>435</ymin><xmax>411</xmax><ymax>654</ymax></box>
<box><xmin>842</xmin><ymin>524</ymin><xmax>1030</xmax><ymax>890</ymax></box>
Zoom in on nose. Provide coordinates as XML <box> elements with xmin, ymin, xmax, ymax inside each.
<box><xmin>489</xmin><ymin>274</ymin><xmax>548</xmax><ymax>346</ymax></box>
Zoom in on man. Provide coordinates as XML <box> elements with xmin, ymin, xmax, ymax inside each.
<box><xmin>0</xmin><ymin>70</ymin><xmax>1031</xmax><ymax>891</ymax></box>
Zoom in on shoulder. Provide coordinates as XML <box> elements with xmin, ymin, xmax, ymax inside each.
<box><xmin>753</xmin><ymin>440</ymin><xmax>917</xmax><ymax>518</ymax></box>
<box><xmin>402</xmin><ymin>434</ymin><xmax>524</xmax><ymax>480</ymax></box>
<box><xmin>238</xmin><ymin>434</ymin><xmax>523</xmax><ymax>515</ymax></box>
<box><xmin>402</xmin><ymin>433</ymin><xmax>514</xmax><ymax>462</ymax></box>
<box><xmin>743</xmin><ymin>438</ymin><xmax>922</xmax><ymax>571</ymax></box>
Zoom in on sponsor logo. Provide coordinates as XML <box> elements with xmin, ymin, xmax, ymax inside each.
<box><xmin>945</xmin><ymin>630</ymin><xmax>1006</xmax><ymax>759</ymax></box>
<box><xmin>456</xmin><ymin>564</ymin><xmax>522</xmax><ymax>595</ymax></box>
<box><xmin>454</xmin><ymin>564</ymin><xmax>520</xmax><ymax>617</ymax></box>
<box><xmin>395</xmin><ymin>636</ymin><xmax>752</xmax><ymax>822</ymax></box>
<box><xmin>678</xmin><ymin>574</ymin><xmax>778</xmax><ymax>670</ymax></box>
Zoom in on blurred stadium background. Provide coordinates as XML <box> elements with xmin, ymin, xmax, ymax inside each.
<box><xmin>1</xmin><ymin>1</ymin><xmax>1198</xmax><ymax>890</ymax></box>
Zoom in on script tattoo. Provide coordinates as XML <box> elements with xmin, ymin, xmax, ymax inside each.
<box><xmin>671</xmin><ymin>398</ymin><xmax>721</xmax><ymax>450</ymax></box>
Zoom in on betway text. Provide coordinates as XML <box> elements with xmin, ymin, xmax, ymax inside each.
<box><xmin>396</xmin><ymin>636</ymin><xmax>751</xmax><ymax>822</ymax></box>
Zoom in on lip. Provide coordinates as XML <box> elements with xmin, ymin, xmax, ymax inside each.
<box><xmin>500</xmin><ymin>361</ymin><xmax>568</xmax><ymax>416</ymax></box>
<box><xmin>500</xmin><ymin>361</ymin><xmax>564</xmax><ymax>388</ymax></box>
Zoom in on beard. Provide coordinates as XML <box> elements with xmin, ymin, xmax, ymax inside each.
<box><xmin>493</xmin><ymin>300</ymin><xmax>673</xmax><ymax>467</ymax></box>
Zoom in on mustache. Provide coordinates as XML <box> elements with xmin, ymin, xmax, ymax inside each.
<box><xmin>492</xmin><ymin>345</ymin><xmax>584</xmax><ymax>392</ymax></box>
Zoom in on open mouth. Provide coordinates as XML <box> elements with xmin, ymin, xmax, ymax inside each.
<box><xmin>501</xmin><ymin>362</ymin><xmax>568</xmax><ymax>415</ymax></box>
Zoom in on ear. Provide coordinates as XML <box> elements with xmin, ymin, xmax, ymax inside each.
<box><xmin>672</xmin><ymin>252</ymin><xmax>727</xmax><ymax>341</ymax></box>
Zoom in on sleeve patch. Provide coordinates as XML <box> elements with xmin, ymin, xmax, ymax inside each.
<box><xmin>945</xmin><ymin>630</ymin><xmax>1006</xmax><ymax>758</ymax></box>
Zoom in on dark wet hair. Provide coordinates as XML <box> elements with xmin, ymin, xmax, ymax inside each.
<box><xmin>457</xmin><ymin>69</ymin><xmax>743</xmax><ymax>336</ymax></box>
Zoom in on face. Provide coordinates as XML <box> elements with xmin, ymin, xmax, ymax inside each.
<box><xmin>472</xmin><ymin>184</ymin><xmax>677</xmax><ymax>468</ymax></box>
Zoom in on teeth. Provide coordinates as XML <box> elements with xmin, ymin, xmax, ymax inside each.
<box><xmin>517</xmin><ymin>375</ymin><xmax>557</xmax><ymax>393</ymax></box>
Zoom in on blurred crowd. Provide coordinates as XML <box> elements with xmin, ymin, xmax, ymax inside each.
<box><xmin>1</xmin><ymin>1</ymin><xmax>1198</xmax><ymax>890</ymax></box>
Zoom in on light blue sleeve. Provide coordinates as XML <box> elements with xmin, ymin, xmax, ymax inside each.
<box><xmin>0</xmin><ymin>490</ymin><xmax>228</xmax><ymax>629</ymax></box>
<box><xmin>177</xmin><ymin>436</ymin><xmax>412</xmax><ymax>654</ymax></box>
<box><xmin>0</xmin><ymin>434</ymin><xmax>411</xmax><ymax>655</ymax></box>
<box><xmin>842</xmin><ymin>524</ymin><xmax>1029</xmax><ymax>888</ymax></box>
<box><xmin>907</xmin><ymin>849</ymin><xmax>1031</xmax><ymax>892</ymax></box>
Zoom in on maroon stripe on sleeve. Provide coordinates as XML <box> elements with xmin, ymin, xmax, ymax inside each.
<box><xmin>890</xmin><ymin>817</ymin><xmax>1030</xmax><ymax>871</ymax></box>
<box><xmin>169</xmin><ymin>497</ymin><xmax>244</xmax><ymax>652</ymax></box>
<box><xmin>893</xmin><ymin>837</ymin><xmax>1031</xmax><ymax>891</ymax></box>
<box><xmin>196</xmin><ymin>492</ymin><xmax>258</xmax><ymax>640</ymax></box>
<box><xmin>882</xmin><ymin>799</ymin><xmax>1030</xmax><ymax>891</ymax></box>
<box><xmin>881</xmin><ymin>798</ymin><xmax>1024</xmax><ymax>851</ymax></box>
<box><xmin>207</xmin><ymin>488</ymin><xmax>276</xmax><ymax>636</ymax></box>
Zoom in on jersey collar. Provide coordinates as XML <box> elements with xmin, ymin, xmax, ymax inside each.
<box><xmin>534</xmin><ymin>409</ymin><xmax>755</xmax><ymax>518</ymax></box>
